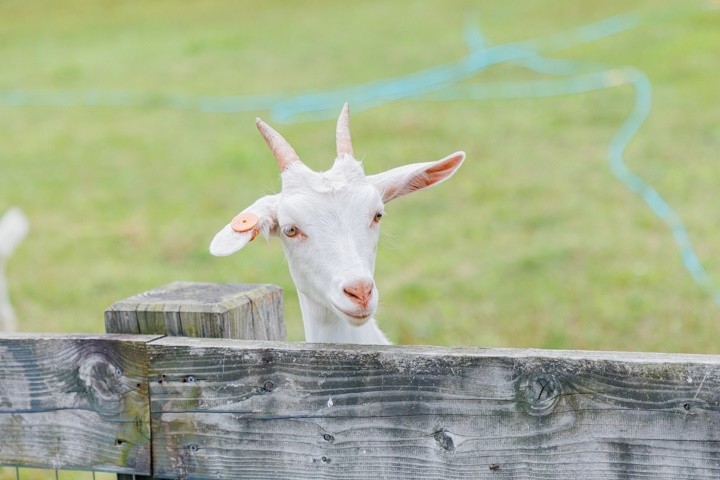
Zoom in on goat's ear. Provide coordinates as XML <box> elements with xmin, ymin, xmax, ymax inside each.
<box><xmin>367</xmin><ymin>151</ymin><xmax>465</xmax><ymax>203</ymax></box>
<box><xmin>209</xmin><ymin>194</ymin><xmax>279</xmax><ymax>257</ymax></box>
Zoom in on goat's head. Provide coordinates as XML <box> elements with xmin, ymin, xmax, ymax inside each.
<box><xmin>210</xmin><ymin>104</ymin><xmax>464</xmax><ymax>328</ymax></box>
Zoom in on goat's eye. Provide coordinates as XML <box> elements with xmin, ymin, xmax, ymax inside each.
<box><xmin>282</xmin><ymin>226</ymin><xmax>299</xmax><ymax>238</ymax></box>
<box><xmin>373</xmin><ymin>212</ymin><xmax>383</xmax><ymax>223</ymax></box>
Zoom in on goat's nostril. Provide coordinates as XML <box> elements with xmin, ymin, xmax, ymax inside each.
<box><xmin>343</xmin><ymin>281</ymin><xmax>374</xmax><ymax>305</ymax></box>
<box><xmin>343</xmin><ymin>288</ymin><xmax>359</xmax><ymax>300</ymax></box>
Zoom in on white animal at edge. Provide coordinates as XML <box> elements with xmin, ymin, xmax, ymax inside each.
<box><xmin>210</xmin><ymin>104</ymin><xmax>464</xmax><ymax>345</ymax></box>
<box><xmin>0</xmin><ymin>207</ymin><xmax>30</xmax><ymax>332</ymax></box>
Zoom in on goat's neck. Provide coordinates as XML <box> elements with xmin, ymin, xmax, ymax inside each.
<box><xmin>297</xmin><ymin>292</ymin><xmax>389</xmax><ymax>345</ymax></box>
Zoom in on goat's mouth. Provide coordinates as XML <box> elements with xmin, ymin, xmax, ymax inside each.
<box><xmin>331</xmin><ymin>303</ymin><xmax>374</xmax><ymax>326</ymax></box>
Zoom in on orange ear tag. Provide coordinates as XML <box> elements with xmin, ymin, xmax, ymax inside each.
<box><xmin>231</xmin><ymin>212</ymin><xmax>259</xmax><ymax>239</ymax></box>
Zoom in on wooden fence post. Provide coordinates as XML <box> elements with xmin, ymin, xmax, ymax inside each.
<box><xmin>105</xmin><ymin>281</ymin><xmax>284</xmax><ymax>340</ymax></box>
<box><xmin>104</xmin><ymin>281</ymin><xmax>284</xmax><ymax>479</ymax></box>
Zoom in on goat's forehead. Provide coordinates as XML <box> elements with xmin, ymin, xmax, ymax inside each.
<box><xmin>279</xmin><ymin>180</ymin><xmax>380</xmax><ymax>212</ymax></box>
<box><xmin>280</xmin><ymin>154</ymin><xmax>368</xmax><ymax>195</ymax></box>
<box><xmin>278</xmin><ymin>161</ymin><xmax>380</xmax><ymax>218</ymax></box>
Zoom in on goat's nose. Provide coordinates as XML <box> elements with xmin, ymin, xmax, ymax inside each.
<box><xmin>343</xmin><ymin>279</ymin><xmax>374</xmax><ymax>307</ymax></box>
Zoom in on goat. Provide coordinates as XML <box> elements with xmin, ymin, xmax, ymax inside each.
<box><xmin>0</xmin><ymin>207</ymin><xmax>29</xmax><ymax>332</ymax></box>
<box><xmin>210</xmin><ymin>104</ymin><xmax>464</xmax><ymax>344</ymax></box>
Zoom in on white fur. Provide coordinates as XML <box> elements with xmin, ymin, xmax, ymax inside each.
<box><xmin>0</xmin><ymin>208</ymin><xmax>29</xmax><ymax>332</ymax></box>
<box><xmin>211</xmin><ymin>107</ymin><xmax>464</xmax><ymax>345</ymax></box>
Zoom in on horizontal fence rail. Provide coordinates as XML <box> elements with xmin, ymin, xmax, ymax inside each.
<box><xmin>0</xmin><ymin>334</ymin><xmax>160</xmax><ymax>475</ymax></box>
<box><xmin>3</xmin><ymin>334</ymin><xmax>720</xmax><ymax>479</ymax></box>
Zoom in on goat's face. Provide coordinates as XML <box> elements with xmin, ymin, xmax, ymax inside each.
<box><xmin>276</xmin><ymin>157</ymin><xmax>384</xmax><ymax>325</ymax></box>
<box><xmin>210</xmin><ymin>104</ymin><xmax>464</xmax><ymax>329</ymax></box>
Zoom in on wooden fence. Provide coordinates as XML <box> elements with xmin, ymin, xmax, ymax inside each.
<box><xmin>1</xmin><ymin>282</ymin><xmax>720</xmax><ymax>479</ymax></box>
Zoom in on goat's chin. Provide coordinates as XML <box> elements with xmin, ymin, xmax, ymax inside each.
<box><xmin>344</xmin><ymin>313</ymin><xmax>373</xmax><ymax>327</ymax></box>
<box><xmin>331</xmin><ymin>304</ymin><xmax>375</xmax><ymax>327</ymax></box>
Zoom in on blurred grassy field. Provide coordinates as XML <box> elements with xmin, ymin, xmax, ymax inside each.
<box><xmin>1</xmin><ymin>0</ymin><xmax>719</xmax><ymax>359</ymax></box>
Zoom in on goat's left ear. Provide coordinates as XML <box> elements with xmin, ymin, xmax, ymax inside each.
<box><xmin>209</xmin><ymin>194</ymin><xmax>279</xmax><ymax>257</ymax></box>
<box><xmin>367</xmin><ymin>151</ymin><xmax>465</xmax><ymax>203</ymax></box>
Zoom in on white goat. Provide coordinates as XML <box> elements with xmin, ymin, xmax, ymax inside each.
<box><xmin>210</xmin><ymin>104</ymin><xmax>464</xmax><ymax>344</ymax></box>
<box><xmin>0</xmin><ymin>207</ymin><xmax>30</xmax><ymax>332</ymax></box>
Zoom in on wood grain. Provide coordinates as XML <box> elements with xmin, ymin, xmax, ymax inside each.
<box><xmin>0</xmin><ymin>334</ymin><xmax>160</xmax><ymax>474</ymax></box>
<box><xmin>105</xmin><ymin>281</ymin><xmax>286</xmax><ymax>480</ymax></box>
<box><xmin>147</xmin><ymin>338</ymin><xmax>720</xmax><ymax>479</ymax></box>
<box><xmin>105</xmin><ymin>282</ymin><xmax>285</xmax><ymax>341</ymax></box>
<box><xmin>3</xmin><ymin>333</ymin><xmax>720</xmax><ymax>479</ymax></box>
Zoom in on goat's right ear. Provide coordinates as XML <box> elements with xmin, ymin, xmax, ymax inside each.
<box><xmin>209</xmin><ymin>194</ymin><xmax>279</xmax><ymax>257</ymax></box>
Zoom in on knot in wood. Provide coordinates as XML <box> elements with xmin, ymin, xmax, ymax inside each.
<box><xmin>433</xmin><ymin>429</ymin><xmax>456</xmax><ymax>452</ymax></box>
<box><xmin>516</xmin><ymin>372</ymin><xmax>563</xmax><ymax>417</ymax></box>
<box><xmin>78</xmin><ymin>353</ymin><xmax>126</xmax><ymax>414</ymax></box>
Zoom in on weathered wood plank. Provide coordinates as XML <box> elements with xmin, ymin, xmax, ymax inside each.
<box><xmin>106</xmin><ymin>281</ymin><xmax>286</xmax><ymax>480</ymax></box>
<box><xmin>0</xmin><ymin>334</ymin><xmax>160</xmax><ymax>474</ymax></box>
<box><xmin>147</xmin><ymin>338</ymin><xmax>720</xmax><ymax>479</ymax></box>
<box><xmin>105</xmin><ymin>282</ymin><xmax>285</xmax><ymax>341</ymax></box>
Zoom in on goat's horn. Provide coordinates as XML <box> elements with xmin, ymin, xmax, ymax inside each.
<box><xmin>336</xmin><ymin>102</ymin><xmax>354</xmax><ymax>157</ymax></box>
<box><xmin>256</xmin><ymin>118</ymin><xmax>301</xmax><ymax>171</ymax></box>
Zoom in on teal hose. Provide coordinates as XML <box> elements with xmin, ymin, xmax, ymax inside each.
<box><xmin>2</xmin><ymin>10</ymin><xmax>718</xmax><ymax>305</ymax></box>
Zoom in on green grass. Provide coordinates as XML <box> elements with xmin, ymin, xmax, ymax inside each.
<box><xmin>0</xmin><ymin>468</ymin><xmax>115</xmax><ymax>480</ymax></box>
<box><xmin>1</xmin><ymin>0</ymin><xmax>719</xmax><ymax>361</ymax></box>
